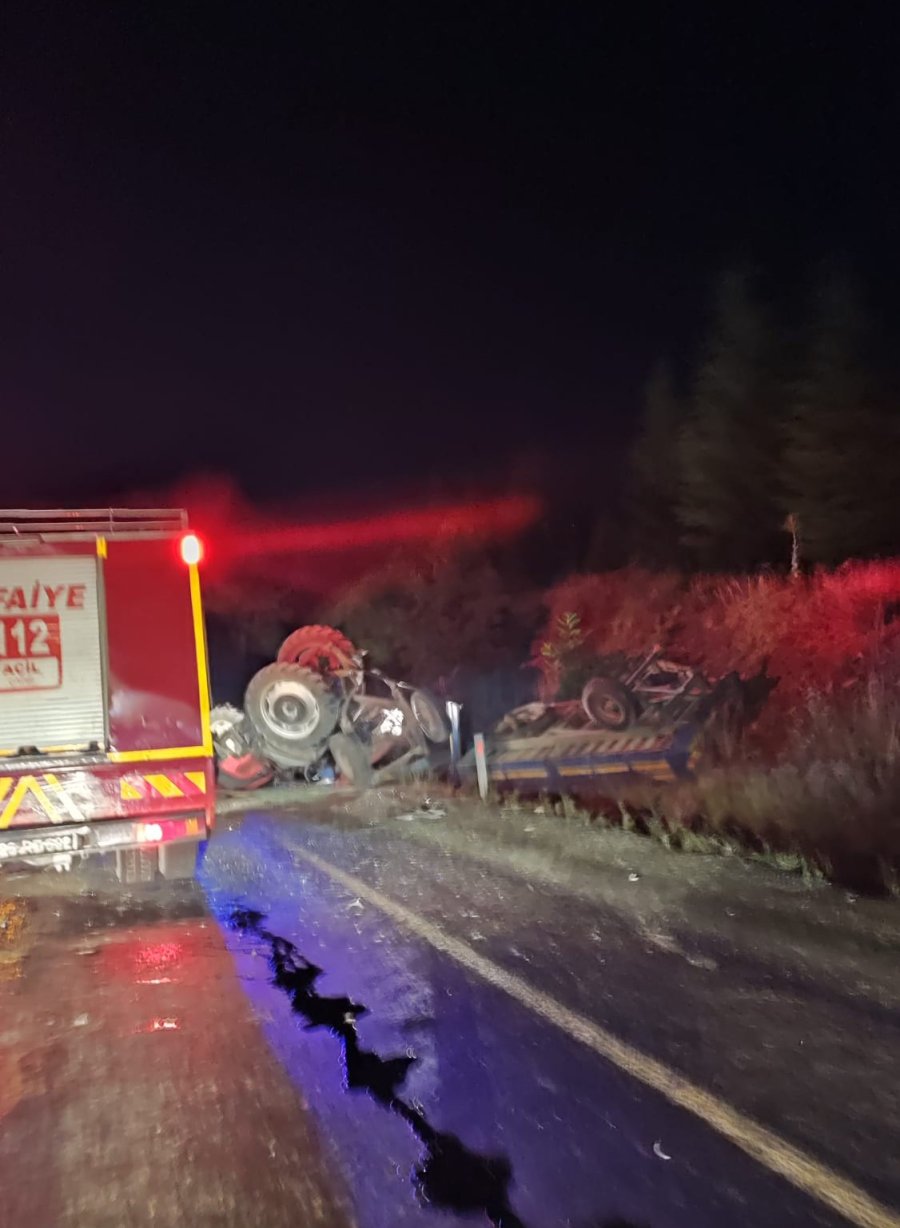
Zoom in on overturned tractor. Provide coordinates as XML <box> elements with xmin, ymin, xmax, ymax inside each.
<box><xmin>495</xmin><ymin>644</ymin><xmax>752</xmax><ymax>771</ymax></box>
<box><xmin>212</xmin><ymin>625</ymin><xmax>448</xmax><ymax>789</ymax></box>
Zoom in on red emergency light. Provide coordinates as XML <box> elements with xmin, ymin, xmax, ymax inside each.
<box><xmin>180</xmin><ymin>533</ymin><xmax>203</xmax><ymax>566</ymax></box>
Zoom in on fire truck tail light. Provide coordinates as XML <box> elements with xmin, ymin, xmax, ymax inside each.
<box><xmin>180</xmin><ymin>533</ymin><xmax>203</xmax><ymax>565</ymax></box>
<box><xmin>136</xmin><ymin>822</ymin><xmax>164</xmax><ymax>843</ymax></box>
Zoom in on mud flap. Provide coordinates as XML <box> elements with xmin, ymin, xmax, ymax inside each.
<box><xmin>115</xmin><ymin>847</ymin><xmax>158</xmax><ymax>885</ymax></box>
<box><xmin>158</xmin><ymin>839</ymin><xmax>200</xmax><ymax>881</ymax></box>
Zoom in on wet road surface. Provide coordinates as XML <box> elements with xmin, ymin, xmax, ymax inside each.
<box><xmin>0</xmin><ymin>864</ymin><xmax>351</xmax><ymax>1228</ymax></box>
<box><xmin>2</xmin><ymin>794</ymin><xmax>899</xmax><ymax>1228</ymax></box>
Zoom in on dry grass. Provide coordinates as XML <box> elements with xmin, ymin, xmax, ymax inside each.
<box><xmin>607</xmin><ymin>684</ymin><xmax>900</xmax><ymax>892</ymax></box>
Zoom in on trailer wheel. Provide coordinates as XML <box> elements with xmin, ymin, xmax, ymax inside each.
<box><xmin>581</xmin><ymin>676</ymin><xmax>637</xmax><ymax>730</ymax></box>
<box><xmin>328</xmin><ymin>732</ymin><xmax>373</xmax><ymax>789</ymax></box>
<box><xmin>245</xmin><ymin>663</ymin><xmax>341</xmax><ymax>767</ymax></box>
<box><xmin>410</xmin><ymin>689</ymin><xmax>448</xmax><ymax>743</ymax></box>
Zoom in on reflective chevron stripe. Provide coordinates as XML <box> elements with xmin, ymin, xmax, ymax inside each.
<box><xmin>119</xmin><ymin>770</ymin><xmax>208</xmax><ymax>802</ymax></box>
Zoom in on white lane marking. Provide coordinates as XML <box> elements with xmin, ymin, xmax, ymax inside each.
<box><xmin>291</xmin><ymin>844</ymin><xmax>900</xmax><ymax>1228</ymax></box>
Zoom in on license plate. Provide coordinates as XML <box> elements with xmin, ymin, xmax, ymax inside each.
<box><xmin>0</xmin><ymin>828</ymin><xmax>82</xmax><ymax>861</ymax></box>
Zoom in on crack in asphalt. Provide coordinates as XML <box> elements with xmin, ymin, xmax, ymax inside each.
<box><xmin>228</xmin><ymin>906</ymin><xmax>527</xmax><ymax>1227</ymax></box>
<box><xmin>228</xmin><ymin>905</ymin><xmax>647</xmax><ymax>1228</ymax></box>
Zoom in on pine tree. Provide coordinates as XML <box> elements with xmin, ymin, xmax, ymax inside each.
<box><xmin>782</xmin><ymin>267</ymin><xmax>896</xmax><ymax>565</ymax></box>
<box><xmin>629</xmin><ymin>361</ymin><xmax>682</xmax><ymax>566</ymax></box>
<box><xmin>678</xmin><ymin>269</ymin><xmax>782</xmax><ymax>571</ymax></box>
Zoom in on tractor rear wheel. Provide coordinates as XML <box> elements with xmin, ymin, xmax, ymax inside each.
<box><xmin>244</xmin><ymin>663</ymin><xmax>341</xmax><ymax>768</ymax></box>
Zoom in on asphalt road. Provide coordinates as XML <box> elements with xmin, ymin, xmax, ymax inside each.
<box><xmin>1</xmin><ymin>792</ymin><xmax>899</xmax><ymax>1228</ymax></box>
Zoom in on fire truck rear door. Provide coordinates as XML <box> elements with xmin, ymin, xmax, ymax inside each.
<box><xmin>0</xmin><ymin>555</ymin><xmax>106</xmax><ymax>753</ymax></box>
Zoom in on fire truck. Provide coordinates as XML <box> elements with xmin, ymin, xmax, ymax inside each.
<box><xmin>0</xmin><ymin>509</ymin><xmax>214</xmax><ymax>881</ymax></box>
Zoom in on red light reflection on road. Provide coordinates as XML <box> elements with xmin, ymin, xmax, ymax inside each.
<box><xmin>136</xmin><ymin>1016</ymin><xmax>182</xmax><ymax>1033</ymax></box>
<box><xmin>132</xmin><ymin>941</ymin><xmax>183</xmax><ymax>974</ymax></box>
<box><xmin>100</xmin><ymin>937</ymin><xmax>185</xmax><ymax>982</ymax></box>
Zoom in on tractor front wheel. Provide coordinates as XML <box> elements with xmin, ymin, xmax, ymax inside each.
<box><xmin>581</xmin><ymin>676</ymin><xmax>637</xmax><ymax>731</ymax></box>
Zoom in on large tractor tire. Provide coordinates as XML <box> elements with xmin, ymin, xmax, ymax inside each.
<box><xmin>244</xmin><ymin>663</ymin><xmax>341</xmax><ymax>768</ymax></box>
<box><xmin>581</xmin><ymin>676</ymin><xmax>637</xmax><ymax>731</ymax></box>
<box><xmin>277</xmin><ymin>624</ymin><xmax>360</xmax><ymax>674</ymax></box>
<box><xmin>409</xmin><ymin>689</ymin><xmax>448</xmax><ymax>743</ymax></box>
<box><xmin>328</xmin><ymin>732</ymin><xmax>373</xmax><ymax>789</ymax></box>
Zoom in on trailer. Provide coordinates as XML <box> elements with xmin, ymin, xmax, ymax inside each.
<box><xmin>0</xmin><ymin>509</ymin><xmax>214</xmax><ymax>881</ymax></box>
<box><xmin>459</xmin><ymin>722</ymin><xmax>701</xmax><ymax>793</ymax></box>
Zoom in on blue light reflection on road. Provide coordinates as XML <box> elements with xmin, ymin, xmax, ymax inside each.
<box><xmin>200</xmin><ymin>815</ymin><xmax>838</xmax><ymax>1228</ymax></box>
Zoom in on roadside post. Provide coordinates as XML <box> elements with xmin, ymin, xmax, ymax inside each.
<box><xmin>446</xmin><ymin>701</ymin><xmax>463</xmax><ymax>784</ymax></box>
<box><xmin>473</xmin><ymin>732</ymin><xmax>490</xmax><ymax>801</ymax></box>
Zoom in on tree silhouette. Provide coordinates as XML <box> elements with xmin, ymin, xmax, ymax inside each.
<box><xmin>782</xmin><ymin>265</ymin><xmax>897</xmax><ymax>564</ymax></box>
<box><xmin>629</xmin><ymin>360</ymin><xmax>683</xmax><ymax>566</ymax></box>
<box><xmin>678</xmin><ymin>269</ymin><xmax>782</xmax><ymax>570</ymax></box>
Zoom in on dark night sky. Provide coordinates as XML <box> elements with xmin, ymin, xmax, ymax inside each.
<box><xmin>2</xmin><ymin>4</ymin><xmax>898</xmax><ymax>509</ymax></box>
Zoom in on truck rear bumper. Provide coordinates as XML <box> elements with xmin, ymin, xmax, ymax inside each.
<box><xmin>0</xmin><ymin>757</ymin><xmax>215</xmax><ymax>833</ymax></box>
<box><xmin>0</xmin><ymin>814</ymin><xmax>206</xmax><ymax>865</ymax></box>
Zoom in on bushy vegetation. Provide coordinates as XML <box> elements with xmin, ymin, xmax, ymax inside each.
<box><xmin>534</xmin><ymin>563</ymin><xmax>900</xmax><ymax>890</ymax></box>
<box><xmin>321</xmin><ymin>548</ymin><xmax>543</xmax><ymax>732</ymax></box>
<box><xmin>537</xmin><ymin>562</ymin><xmax>900</xmax><ymax>751</ymax></box>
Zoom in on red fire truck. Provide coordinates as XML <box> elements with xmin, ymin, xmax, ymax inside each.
<box><xmin>0</xmin><ymin>509</ymin><xmax>214</xmax><ymax>881</ymax></box>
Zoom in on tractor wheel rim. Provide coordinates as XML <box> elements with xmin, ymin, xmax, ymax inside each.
<box><xmin>261</xmin><ymin>680</ymin><xmax>320</xmax><ymax>740</ymax></box>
